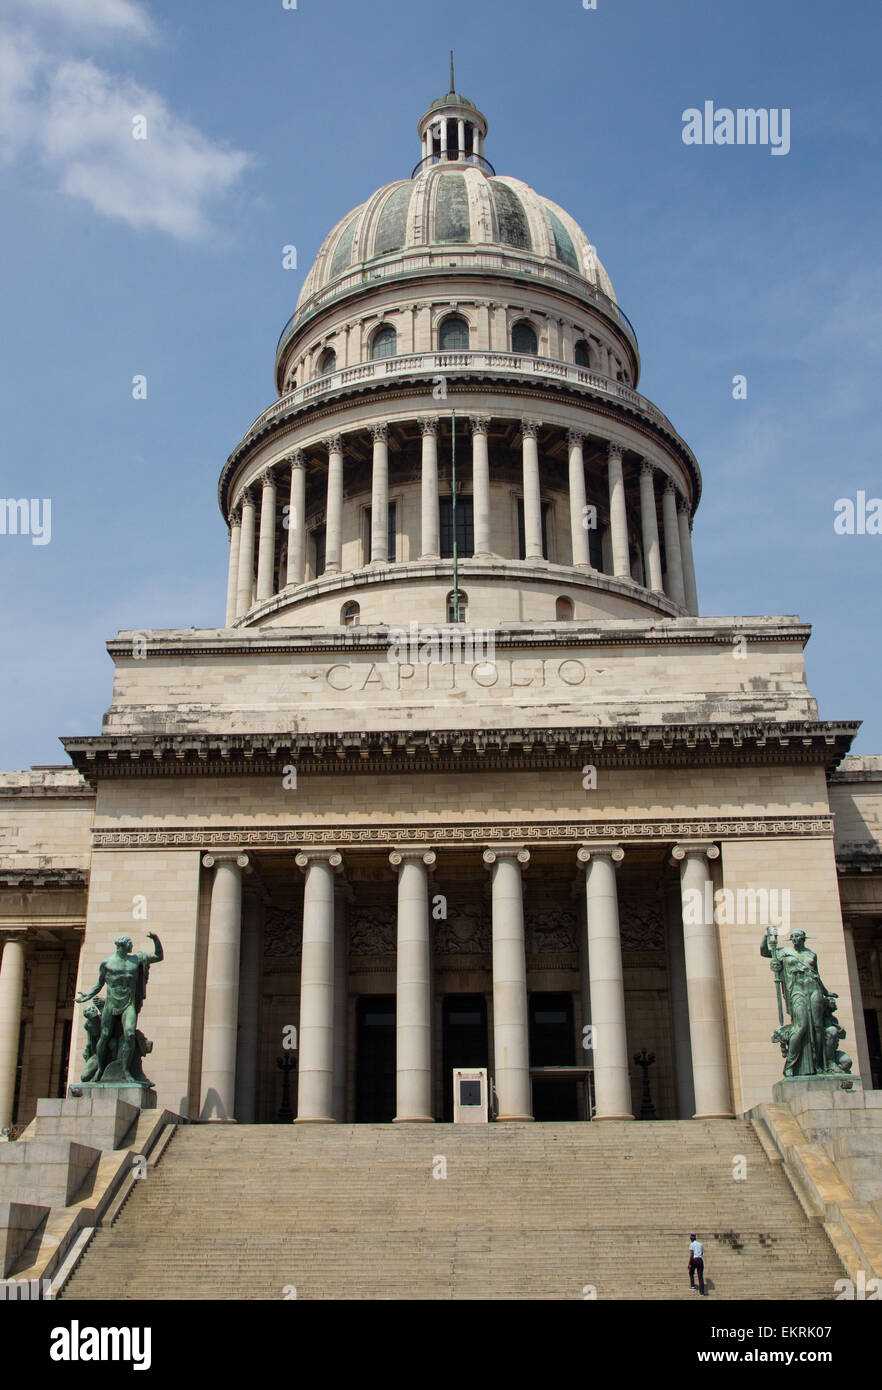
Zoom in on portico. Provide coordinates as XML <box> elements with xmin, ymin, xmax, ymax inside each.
<box><xmin>192</xmin><ymin>830</ymin><xmax>740</xmax><ymax>1126</ymax></box>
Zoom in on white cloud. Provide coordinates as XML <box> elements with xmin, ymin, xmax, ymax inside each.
<box><xmin>41</xmin><ymin>59</ymin><xmax>251</xmax><ymax>240</ymax></box>
<box><xmin>0</xmin><ymin>10</ymin><xmax>252</xmax><ymax>241</ymax></box>
<box><xmin>6</xmin><ymin>0</ymin><xmax>156</xmax><ymax>42</ymax></box>
<box><xmin>0</xmin><ymin>29</ymin><xmax>42</xmax><ymax>162</ymax></box>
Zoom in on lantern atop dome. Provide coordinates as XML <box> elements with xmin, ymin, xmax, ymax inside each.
<box><xmin>415</xmin><ymin>54</ymin><xmax>491</xmax><ymax>176</ymax></box>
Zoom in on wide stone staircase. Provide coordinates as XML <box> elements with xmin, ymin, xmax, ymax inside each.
<box><xmin>60</xmin><ymin>1120</ymin><xmax>845</xmax><ymax>1300</ymax></box>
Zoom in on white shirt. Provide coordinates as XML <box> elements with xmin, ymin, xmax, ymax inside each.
<box><xmin>690</xmin><ymin>1240</ymin><xmax>703</xmax><ymax>1258</ymax></box>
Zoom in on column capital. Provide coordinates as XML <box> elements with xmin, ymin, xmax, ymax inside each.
<box><xmin>389</xmin><ymin>848</ymin><xmax>436</xmax><ymax>868</ymax></box>
<box><xmin>239</xmin><ymin>488</ymin><xmax>256</xmax><ymax>509</ymax></box>
<box><xmin>520</xmin><ymin>419</ymin><xmax>541</xmax><ymax>440</ymax></box>
<box><xmin>322</xmin><ymin>435</ymin><xmax>343</xmax><ymax>454</ymax></box>
<box><xmin>640</xmin><ymin>459</ymin><xmax>656</xmax><ymax>478</ymax></box>
<box><xmin>295</xmin><ymin>849</ymin><xmax>343</xmax><ymax>871</ymax></box>
<box><xmin>663</xmin><ymin>477</ymin><xmax>680</xmax><ymax>497</ymax></box>
<box><xmin>286</xmin><ymin>449</ymin><xmax>306</xmax><ymax>470</ymax></box>
<box><xmin>671</xmin><ymin>841</ymin><xmax>720</xmax><ymax>863</ymax></box>
<box><xmin>567</xmin><ymin>429</ymin><xmax>586</xmax><ymax>449</ymax></box>
<box><xmin>228</xmin><ymin>506</ymin><xmax>242</xmax><ymax>527</ymax></box>
<box><xmin>202</xmin><ymin>852</ymin><xmax>250</xmax><ymax>869</ymax></box>
<box><xmin>677</xmin><ymin>494</ymin><xmax>692</xmax><ymax>515</ymax></box>
<box><xmin>370</xmin><ymin>423</ymin><xmax>388</xmax><ymax>443</ymax></box>
<box><xmin>470</xmin><ymin>415</ymin><xmax>491</xmax><ymax>435</ymax></box>
<box><xmin>483</xmin><ymin>847</ymin><xmax>530</xmax><ymax>867</ymax></box>
<box><xmin>419</xmin><ymin>417</ymin><xmax>440</xmax><ymax>437</ymax></box>
<box><xmin>606</xmin><ymin>439</ymin><xmax>625</xmax><ymax>462</ymax></box>
<box><xmin>259</xmin><ymin>468</ymin><xmax>276</xmax><ymax>489</ymax></box>
<box><xmin>0</xmin><ymin>928</ymin><xmax>27</xmax><ymax>946</ymax></box>
<box><xmin>577</xmin><ymin>842</ymin><xmax>625</xmax><ymax>865</ymax></box>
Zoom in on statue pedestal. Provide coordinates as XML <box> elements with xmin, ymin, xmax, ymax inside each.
<box><xmin>773</xmin><ymin>1076</ymin><xmax>863</xmax><ymax>1102</ymax></box>
<box><xmin>37</xmin><ymin>1090</ymin><xmax>156</xmax><ymax>1152</ymax></box>
<box><xmin>67</xmin><ymin>1083</ymin><xmax>157</xmax><ymax>1111</ymax></box>
<box><xmin>773</xmin><ymin>1075</ymin><xmax>870</xmax><ymax>1144</ymax></box>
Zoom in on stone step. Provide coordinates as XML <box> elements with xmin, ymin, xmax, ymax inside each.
<box><xmin>61</xmin><ymin>1120</ymin><xmax>845</xmax><ymax>1301</ymax></box>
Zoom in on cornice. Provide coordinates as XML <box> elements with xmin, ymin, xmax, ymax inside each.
<box><xmin>61</xmin><ymin>721</ymin><xmax>858</xmax><ymax>785</ymax></box>
<box><xmin>104</xmin><ymin>617</ymin><xmax>814</xmax><ymax>660</ymax></box>
<box><xmin>835</xmin><ymin>847</ymin><xmax>882</xmax><ymax>874</ymax></box>
<box><xmin>0</xmin><ymin>867</ymin><xmax>89</xmax><ymax>888</ymax></box>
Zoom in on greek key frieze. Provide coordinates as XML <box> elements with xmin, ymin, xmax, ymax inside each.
<box><xmin>91</xmin><ymin>815</ymin><xmax>834</xmax><ymax>850</ymax></box>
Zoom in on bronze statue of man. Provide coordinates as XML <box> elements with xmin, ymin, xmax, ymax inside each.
<box><xmin>760</xmin><ymin>927</ymin><xmax>849</xmax><ymax>1077</ymax></box>
<box><xmin>75</xmin><ymin>933</ymin><xmax>163</xmax><ymax>1084</ymax></box>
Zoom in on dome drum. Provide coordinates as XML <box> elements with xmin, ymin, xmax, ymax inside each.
<box><xmin>222</xmin><ymin>413</ymin><xmax>698</xmax><ymax>630</ymax></box>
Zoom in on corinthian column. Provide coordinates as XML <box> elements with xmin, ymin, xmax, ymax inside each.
<box><xmin>471</xmin><ymin>416</ymin><xmax>492</xmax><ymax>556</ymax></box>
<box><xmin>568</xmin><ymin>430</ymin><xmax>590</xmax><ymax>567</ymax></box>
<box><xmin>370</xmin><ymin>424</ymin><xmax>389</xmax><ymax>564</ymax></box>
<box><xmin>677</xmin><ymin>497</ymin><xmax>699</xmax><ymax>615</ymax></box>
<box><xmin>0</xmin><ymin>934</ymin><xmax>26</xmax><ymax>1132</ymax></box>
<box><xmin>483</xmin><ymin>848</ymin><xmax>533</xmax><ymax>1120</ymax></box>
<box><xmin>285</xmin><ymin>451</ymin><xmax>306</xmax><ymax>587</ymax></box>
<box><xmin>420</xmin><ymin>419</ymin><xmax>440</xmax><ymax>558</ymax></box>
<box><xmin>607</xmin><ymin>441</ymin><xmax>630</xmax><ymax>579</ymax></box>
<box><xmin>577</xmin><ymin>844</ymin><xmax>633</xmax><ymax>1120</ymax></box>
<box><xmin>324</xmin><ymin>436</ymin><xmax>344</xmax><ymax>574</ymax></box>
<box><xmin>662</xmin><ymin>481</ymin><xmax>686</xmax><ymax>608</ymax></box>
<box><xmin>200</xmin><ymin>852</ymin><xmax>249</xmax><ymax>1120</ymax></box>
<box><xmin>671</xmin><ymin>842</ymin><xmax>732</xmax><ymax>1118</ymax></box>
<box><xmin>639</xmin><ymin>463</ymin><xmax>663</xmax><ymax>592</ymax></box>
<box><xmin>295</xmin><ymin>850</ymin><xmax>341</xmax><ymax>1121</ymax></box>
<box><xmin>256</xmin><ymin>469</ymin><xmax>277</xmax><ymax>603</ymax></box>
<box><xmin>521</xmin><ymin>420</ymin><xmax>543</xmax><ymax>560</ymax></box>
<box><xmin>235</xmin><ymin>490</ymin><xmax>256</xmax><ymax>617</ymax></box>
<box><xmin>390</xmin><ymin>849</ymin><xmax>435</xmax><ymax>1122</ymax></box>
<box><xmin>225</xmin><ymin>508</ymin><xmax>241</xmax><ymax>626</ymax></box>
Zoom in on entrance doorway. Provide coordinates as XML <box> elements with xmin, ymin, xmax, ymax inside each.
<box><xmin>355</xmin><ymin>995</ymin><xmax>396</xmax><ymax>1122</ymax></box>
<box><xmin>530</xmin><ymin>992</ymin><xmax>578</xmax><ymax>1120</ymax></box>
<box><xmin>442</xmin><ymin>995</ymin><xmax>489</xmax><ymax>1121</ymax></box>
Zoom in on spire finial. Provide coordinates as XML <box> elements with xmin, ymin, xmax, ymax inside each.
<box><xmin>449</xmin><ymin>50</ymin><xmax>454</xmax><ymax>93</ymax></box>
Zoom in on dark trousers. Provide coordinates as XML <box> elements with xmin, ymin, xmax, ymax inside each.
<box><xmin>689</xmin><ymin>1256</ymin><xmax>705</xmax><ymax>1294</ymax></box>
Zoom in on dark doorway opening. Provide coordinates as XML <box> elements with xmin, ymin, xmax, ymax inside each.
<box><xmin>865</xmin><ymin>1008</ymin><xmax>882</xmax><ymax>1090</ymax></box>
<box><xmin>530</xmin><ymin>992</ymin><xmax>578</xmax><ymax>1120</ymax></box>
<box><xmin>355</xmin><ymin>995</ymin><xmax>396</xmax><ymax>1122</ymax></box>
<box><xmin>442</xmin><ymin>995</ymin><xmax>489</xmax><ymax>1121</ymax></box>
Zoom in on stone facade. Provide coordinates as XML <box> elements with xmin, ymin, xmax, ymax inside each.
<box><xmin>1</xmin><ymin>86</ymin><xmax>880</xmax><ymax>1134</ymax></box>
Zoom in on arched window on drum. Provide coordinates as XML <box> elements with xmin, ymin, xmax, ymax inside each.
<box><xmin>370</xmin><ymin>325</ymin><xmax>397</xmax><ymax>360</ymax></box>
<box><xmin>438</xmin><ymin>315</ymin><xmax>470</xmax><ymax>351</ymax></box>
<box><xmin>511</xmin><ymin>320</ymin><xmax>538</xmax><ymax>355</ymax></box>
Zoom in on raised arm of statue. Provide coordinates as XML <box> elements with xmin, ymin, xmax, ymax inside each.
<box><xmin>145</xmin><ymin>932</ymin><xmax>164</xmax><ymax>964</ymax></box>
<box><xmin>75</xmin><ymin>959</ymin><xmax>106</xmax><ymax>1003</ymax></box>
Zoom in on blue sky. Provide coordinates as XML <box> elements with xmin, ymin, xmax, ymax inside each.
<box><xmin>0</xmin><ymin>0</ymin><xmax>880</xmax><ymax>766</ymax></box>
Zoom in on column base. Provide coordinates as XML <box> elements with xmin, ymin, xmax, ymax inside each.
<box><xmin>495</xmin><ymin>1114</ymin><xmax>534</xmax><ymax>1123</ymax></box>
<box><xmin>693</xmin><ymin>1111</ymin><xmax>735</xmax><ymax>1120</ymax></box>
<box><xmin>201</xmin><ymin>1116</ymin><xmax>238</xmax><ymax>1124</ymax></box>
<box><xmin>593</xmin><ymin>1113</ymin><xmax>635</xmax><ymax>1121</ymax></box>
<box><xmin>393</xmin><ymin>1116</ymin><xmax>434</xmax><ymax>1124</ymax></box>
<box><xmin>294</xmin><ymin>1115</ymin><xmax>337</xmax><ymax>1124</ymax></box>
